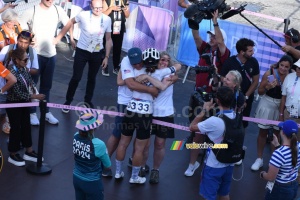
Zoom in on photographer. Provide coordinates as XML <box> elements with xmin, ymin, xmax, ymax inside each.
<box><xmin>189</xmin><ymin>10</ymin><xmax>230</xmax><ymax>92</ymax></box>
<box><xmin>184</xmin><ymin>70</ymin><xmax>245</xmax><ymax>176</ymax></box>
<box><xmin>189</xmin><ymin>86</ymin><xmax>238</xmax><ymax>200</ymax></box>
<box><xmin>282</xmin><ymin>28</ymin><xmax>300</xmax><ymax>70</ymax></box>
<box><xmin>185</xmin><ymin>10</ymin><xmax>230</xmax><ymax>174</ymax></box>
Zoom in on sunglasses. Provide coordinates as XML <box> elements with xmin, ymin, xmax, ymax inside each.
<box><xmin>20</xmin><ymin>31</ymin><xmax>34</xmax><ymax>38</ymax></box>
<box><xmin>21</xmin><ymin>57</ymin><xmax>29</xmax><ymax>63</ymax></box>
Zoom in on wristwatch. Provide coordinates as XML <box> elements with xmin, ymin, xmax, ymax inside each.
<box><xmin>0</xmin><ymin>88</ymin><xmax>3</xmax><ymax>94</ymax></box>
<box><xmin>245</xmin><ymin>96</ymin><xmax>249</xmax><ymax>100</ymax></box>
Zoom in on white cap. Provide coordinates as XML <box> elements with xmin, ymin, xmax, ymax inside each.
<box><xmin>207</xmin><ymin>29</ymin><xmax>227</xmax><ymax>44</ymax></box>
<box><xmin>294</xmin><ymin>59</ymin><xmax>300</xmax><ymax>68</ymax></box>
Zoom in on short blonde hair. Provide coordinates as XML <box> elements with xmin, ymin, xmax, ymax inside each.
<box><xmin>1</xmin><ymin>9</ymin><xmax>18</xmax><ymax>23</ymax></box>
<box><xmin>228</xmin><ymin>70</ymin><xmax>242</xmax><ymax>89</ymax></box>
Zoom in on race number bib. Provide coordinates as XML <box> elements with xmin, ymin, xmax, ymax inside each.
<box><xmin>127</xmin><ymin>99</ymin><xmax>153</xmax><ymax>114</ymax></box>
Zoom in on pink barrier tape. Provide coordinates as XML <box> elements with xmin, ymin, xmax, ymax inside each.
<box><xmin>0</xmin><ymin>102</ymin><xmax>39</xmax><ymax>108</ymax></box>
<box><xmin>47</xmin><ymin>103</ymin><xmax>125</xmax><ymax>117</ymax></box>
<box><xmin>1</xmin><ymin>102</ymin><xmax>300</xmax><ymax>131</ymax></box>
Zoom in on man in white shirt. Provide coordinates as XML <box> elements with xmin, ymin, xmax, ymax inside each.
<box><xmin>19</xmin><ymin>0</ymin><xmax>70</xmax><ymax>125</ymax></box>
<box><xmin>56</xmin><ymin>0</ymin><xmax>113</xmax><ymax>111</ymax></box>
<box><xmin>190</xmin><ymin>86</ymin><xmax>238</xmax><ymax>200</ymax></box>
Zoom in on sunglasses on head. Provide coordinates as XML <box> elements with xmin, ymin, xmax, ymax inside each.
<box><xmin>20</xmin><ymin>31</ymin><xmax>34</xmax><ymax>39</ymax></box>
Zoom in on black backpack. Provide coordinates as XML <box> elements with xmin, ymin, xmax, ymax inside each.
<box><xmin>206</xmin><ymin>114</ymin><xmax>245</xmax><ymax>163</ymax></box>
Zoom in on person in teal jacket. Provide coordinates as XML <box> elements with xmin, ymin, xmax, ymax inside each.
<box><xmin>73</xmin><ymin>109</ymin><xmax>111</xmax><ymax>200</ymax></box>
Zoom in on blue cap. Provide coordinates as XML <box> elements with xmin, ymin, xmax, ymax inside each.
<box><xmin>278</xmin><ymin>120</ymin><xmax>299</xmax><ymax>137</ymax></box>
<box><xmin>128</xmin><ymin>47</ymin><xmax>142</xmax><ymax>65</ymax></box>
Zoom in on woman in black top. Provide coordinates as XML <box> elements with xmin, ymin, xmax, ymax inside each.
<box><xmin>6</xmin><ymin>48</ymin><xmax>45</xmax><ymax>167</ymax></box>
<box><xmin>251</xmin><ymin>55</ymin><xmax>293</xmax><ymax>171</ymax></box>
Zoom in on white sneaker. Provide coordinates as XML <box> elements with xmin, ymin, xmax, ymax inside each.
<box><xmin>235</xmin><ymin>159</ymin><xmax>243</xmax><ymax>166</ymax></box>
<box><xmin>115</xmin><ymin>171</ymin><xmax>124</xmax><ymax>179</ymax></box>
<box><xmin>129</xmin><ymin>176</ymin><xmax>146</xmax><ymax>184</ymax></box>
<box><xmin>184</xmin><ymin>161</ymin><xmax>200</xmax><ymax>177</ymax></box>
<box><xmin>45</xmin><ymin>112</ymin><xmax>59</xmax><ymax>125</ymax></box>
<box><xmin>251</xmin><ymin>158</ymin><xmax>263</xmax><ymax>171</ymax></box>
<box><xmin>30</xmin><ymin>113</ymin><xmax>40</xmax><ymax>126</ymax></box>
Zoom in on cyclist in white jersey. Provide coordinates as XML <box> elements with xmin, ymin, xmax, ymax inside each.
<box><xmin>134</xmin><ymin>51</ymin><xmax>180</xmax><ymax>183</ymax></box>
<box><xmin>115</xmin><ymin>48</ymin><xmax>181</xmax><ymax>184</ymax></box>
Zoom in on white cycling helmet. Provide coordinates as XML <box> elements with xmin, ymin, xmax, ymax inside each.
<box><xmin>142</xmin><ymin>48</ymin><xmax>160</xmax><ymax>67</ymax></box>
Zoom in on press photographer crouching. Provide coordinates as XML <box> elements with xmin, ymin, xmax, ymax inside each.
<box><xmin>185</xmin><ymin>70</ymin><xmax>245</xmax><ymax>176</ymax></box>
<box><xmin>190</xmin><ymin>86</ymin><xmax>245</xmax><ymax>200</ymax></box>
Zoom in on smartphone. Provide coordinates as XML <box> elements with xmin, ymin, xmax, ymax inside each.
<box><xmin>267</xmin><ymin>75</ymin><xmax>275</xmax><ymax>82</ymax></box>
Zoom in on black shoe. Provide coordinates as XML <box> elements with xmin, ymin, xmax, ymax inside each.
<box><xmin>149</xmin><ymin>169</ymin><xmax>159</xmax><ymax>184</ymax></box>
<box><xmin>62</xmin><ymin>101</ymin><xmax>71</xmax><ymax>113</ymax></box>
<box><xmin>8</xmin><ymin>153</ymin><xmax>25</xmax><ymax>166</ymax></box>
<box><xmin>138</xmin><ymin>167</ymin><xmax>147</xmax><ymax>177</ymax></box>
<box><xmin>102</xmin><ymin>168</ymin><xmax>113</xmax><ymax>177</ymax></box>
<box><xmin>23</xmin><ymin>151</ymin><xmax>44</xmax><ymax>162</ymax></box>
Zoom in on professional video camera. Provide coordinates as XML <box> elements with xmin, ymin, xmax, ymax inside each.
<box><xmin>184</xmin><ymin>0</ymin><xmax>230</xmax><ymax>24</ymax></box>
<box><xmin>193</xmin><ymin>86</ymin><xmax>216</xmax><ymax>105</ymax></box>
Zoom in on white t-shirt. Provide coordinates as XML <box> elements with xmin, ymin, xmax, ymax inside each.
<box><xmin>19</xmin><ymin>4</ymin><xmax>69</xmax><ymax>57</ymax></box>
<box><xmin>75</xmin><ymin>11</ymin><xmax>111</xmax><ymax>52</ymax></box>
<box><xmin>119</xmin><ymin>56</ymin><xmax>133</xmax><ymax>105</ymax></box>
<box><xmin>198</xmin><ymin>112</ymin><xmax>235</xmax><ymax>168</ymax></box>
<box><xmin>153</xmin><ymin>74</ymin><xmax>174</xmax><ymax>117</ymax></box>
<box><xmin>281</xmin><ymin>72</ymin><xmax>300</xmax><ymax>114</ymax></box>
<box><xmin>0</xmin><ymin>0</ymin><xmax>5</xmax><ymax>24</ymax></box>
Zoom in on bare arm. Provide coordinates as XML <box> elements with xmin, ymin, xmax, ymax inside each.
<box><xmin>261</xmin><ymin>164</ymin><xmax>280</xmax><ymax>181</ymax></box>
<box><xmin>245</xmin><ymin>74</ymin><xmax>259</xmax><ymax>97</ymax></box>
<box><xmin>257</xmin><ymin>70</ymin><xmax>277</xmax><ymax>95</ymax></box>
<box><xmin>190</xmin><ymin>100</ymin><xmax>214</xmax><ymax>132</ymax></box>
<box><xmin>192</xmin><ymin>29</ymin><xmax>203</xmax><ymax>49</ymax></box>
<box><xmin>281</xmin><ymin>45</ymin><xmax>300</xmax><ymax>60</ymax></box>
<box><xmin>54</xmin><ymin>18</ymin><xmax>76</xmax><ymax>43</ymax></box>
<box><xmin>117</xmin><ymin>70</ymin><xmax>125</xmax><ymax>86</ymax></box>
<box><xmin>178</xmin><ymin>0</ymin><xmax>189</xmax><ymax>8</ymax></box>
<box><xmin>102</xmin><ymin>32</ymin><xmax>113</xmax><ymax>68</ymax></box>
<box><xmin>1</xmin><ymin>73</ymin><xmax>17</xmax><ymax>92</ymax></box>
<box><xmin>211</xmin><ymin>10</ymin><xmax>226</xmax><ymax>56</ymax></box>
<box><xmin>125</xmin><ymin>78</ymin><xmax>158</xmax><ymax>98</ymax></box>
<box><xmin>279</xmin><ymin>95</ymin><xmax>286</xmax><ymax>121</ymax></box>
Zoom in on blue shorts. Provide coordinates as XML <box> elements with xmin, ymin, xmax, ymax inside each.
<box><xmin>200</xmin><ymin>165</ymin><xmax>234</xmax><ymax>200</ymax></box>
<box><xmin>112</xmin><ymin>104</ymin><xmax>127</xmax><ymax>139</ymax></box>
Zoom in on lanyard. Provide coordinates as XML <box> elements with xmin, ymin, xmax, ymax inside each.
<box><xmin>273</xmin><ymin>68</ymin><xmax>282</xmax><ymax>86</ymax></box>
<box><xmin>236</xmin><ymin>56</ymin><xmax>251</xmax><ymax>82</ymax></box>
<box><xmin>291</xmin><ymin>76</ymin><xmax>298</xmax><ymax>96</ymax></box>
<box><xmin>13</xmin><ymin>66</ymin><xmax>28</xmax><ymax>91</ymax></box>
<box><xmin>113</xmin><ymin>0</ymin><xmax>122</xmax><ymax>20</ymax></box>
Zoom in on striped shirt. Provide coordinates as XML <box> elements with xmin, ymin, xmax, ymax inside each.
<box><xmin>269</xmin><ymin>143</ymin><xmax>300</xmax><ymax>183</ymax></box>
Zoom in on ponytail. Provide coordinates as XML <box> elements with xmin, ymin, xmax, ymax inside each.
<box><xmin>290</xmin><ymin>133</ymin><xmax>298</xmax><ymax>167</ymax></box>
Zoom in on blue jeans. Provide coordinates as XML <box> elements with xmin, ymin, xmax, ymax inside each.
<box><xmin>265</xmin><ymin>180</ymin><xmax>298</xmax><ymax>200</ymax></box>
<box><xmin>66</xmin><ymin>47</ymin><xmax>104</xmax><ymax>104</ymax></box>
<box><xmin>37</xmin><ymin>55</ymin><xmax>56</xmax><ymax>113</ymax></box>
<box><xmin>73</xmin><ymin>175</ymin><xmax>104</xmax><ymax>200</ymax></box>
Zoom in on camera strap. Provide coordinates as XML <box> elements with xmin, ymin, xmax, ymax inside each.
<box><xmin>236</xmin><ymin>56</ymin><xmax>252</xmax><ymax>82</ymax></box>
